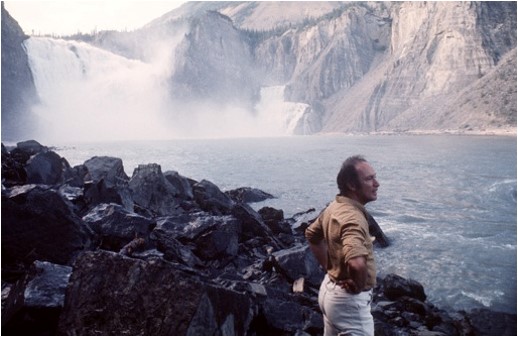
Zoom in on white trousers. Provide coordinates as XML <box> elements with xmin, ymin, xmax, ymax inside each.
<box><xmin>318</xmin><ymin>274</ymin><xmax>374</xmax><ymax>336</ymax></box>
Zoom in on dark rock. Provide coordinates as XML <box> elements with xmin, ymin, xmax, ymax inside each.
<box><xmin>1</xmin><ymin>3</ymin><xmax>39</xmax><ymax>141</ymax></box>
<box><xmin>383</xmin><ymin>273</ymin><xmax>427</xmax><ymax>302</ymax></box>
<box><xmin>83</xmin><ymin>178</ymin><xmax>134</xmax><ymax>212</ymax></box>
<box><xmin>16</xmin><ymin>140</ymin><xmax>47</xmax><ymax>156</ymax></box>
<box><xmin>367</xmin><ymin>212</ymin><xmax>390</xmax><ymax>248</ymax></box>
<box><xmin>468</xmin><ymin>308</ymin><xmax>517</xmax><ymax>336</ymax></box>
<box><xmin>23</xmin><ymin>260</ymin><xmax>72</xmax><ymax>308</ymax></box>
<box><xmin>231</xmin><ymin>203</ymin><xmax>280</xmax><ymax>246</ymax></box>
<box><xmin>24</xmin><ymin>150</ymin><xmax>73</xmax><ymax>186</ymax></box>
<box><xmin>1</xmin><ymin>143</ymin><xmax>28</xmax><ymax>186</ymax></box>
<box><xmin>164</xmin><ymin>170</ymin><xmax>194</xmax><ymax>200</ymax></box>
<box><xmin>193</xmin><ymin>179</ymin><xmax>235</xmax><ymax>215</ymax></box>
<box><xmin>82</xmin><ymin>203</ymin><xmax>156</xmax><ymax>252</ymax></box>
<box><xmin>58</xmin><ymin>250</ymin><xmax>255</xmax><ymax>335</ymax></box>
<box><xmin>259</xmin><ymin>206</ymin><xmax>293</xmax><ymax>235</ymax></box>
<box><xmin>150</xmin><ymin>228</ymin><xmax>202</xmax><ymax>267</ymax></box>
<box><xmin>129</xmin><ymin>163</ymin><xmax>180</xmax><ymax>216</ymax></box>
<box><xmin>225</xmin><ymin>187</ymin><xmax>274</xmax><ymax>203</ymax></box>
<box><xmin>271</xmin><ymin>245</ymin><xmax>325</xmax><ymax>287</ymax></box>
<box><xmin>1</xmin><ymin>185</ymin><xmax>94</xmax><ymax>267</ymax></box>
<box><xmin>1</xmin><ymin>261</ymin><xmax>72</xmax><ymax>336</ymax></box>
<box><xmin>83</xmin><ymin>156</ymin><xmax>129</xmax><ymax>187</ymax></box>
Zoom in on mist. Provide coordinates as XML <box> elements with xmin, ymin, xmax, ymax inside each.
<box><xmin>24</xmin><ymin>34</ymin><xmax>296</xmax><ymax>144</ymax></box>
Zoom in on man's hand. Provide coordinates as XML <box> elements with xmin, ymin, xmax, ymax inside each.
<box><xmin>337</xmin><ymin>278</ymin><xmax>361</xmax><ymax>294</ymax></box>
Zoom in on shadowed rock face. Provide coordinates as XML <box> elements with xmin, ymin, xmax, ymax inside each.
<box><xmin>58</xmin><ymin>250</ymin><xmax>254</xmax><ymax>336</ymax></box>
<box><xmin>1</xmin><ymin>3</ymin><xmax>38</xmax><ymax>141</ymax></box>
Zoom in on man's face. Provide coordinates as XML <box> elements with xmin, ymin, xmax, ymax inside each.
<box><xmin>353</xmin><ymin>161</ymin><xmax>379</xmax><ymax>205</ymax></box>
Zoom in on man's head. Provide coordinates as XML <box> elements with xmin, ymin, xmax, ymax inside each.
<box><xmin>337</xmin><ymin>155</ymin><xmax>379</xmax><ymax>205</ymax></box>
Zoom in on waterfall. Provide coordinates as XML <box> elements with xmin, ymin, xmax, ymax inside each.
<box><xmin>254</xmin><ymin>86</ymin><xmax>315</xmax><ymax>135</ymax></box>
<box><xmin>24</xmin><ymin>37</ymin><xmax>316</xmax><ymax>142</ymax></box>
<box><xmin>24</xmin><ymin>37</ymin><xmax>175</xmax><ymax>143</ymax></box>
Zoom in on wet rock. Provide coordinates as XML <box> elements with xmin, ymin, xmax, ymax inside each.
<box><xmin>225</xmin><ymin>187</ymin><xmax>274</xmax><ymax>203</ymax></box>
<box><xmin>83</xmin><ymin>156</ymin><xmax>129</xmax><ymax>187</ymax></box>
<box><xmin>382</xmin><ymin>273</ymin><xmax>427</xmax><ymax>302</ymax></box>
<box><xmin>468</xmin><ymin>308</ymin><xmax>517</xmax><ymax>336</ymax></box>
<box><xmin>193</xmin><ymin>179</ymin><xmax>235</xmax><ymax>215</ymax></box>
<box><xmin>58</xmin><ymin>250</ymin><xmax>254</xmax><ymax>335</ymax></box>
<box><xmin>1</xmin><ymin>260</ymin><xmax>72</xmax><ymax>336</ymax></box>
<box><xmin>82</xmin><ymin>203</ymin><xmax>156</xmax><ymax>252</ymax></box>
<box><xmin>1</xmin><ymin>185</ymin><xmax>94</xmax><ymax>267</ymax></box>
<box><xmin>164</xmin><ymin>170</ymin><xmax>194</xmax><ymax>200</ymax></box>
<box><xmin>24</xmin><ymin>151</ymin><xmax>73</xmax><ymax>186</ymax></box>
<box><xmin>271</xmin><ymin>245</ymin><xmax>325</xmax><ymax>287</ymax></box>
<box><xmin>129</xmin><ymin>163</ymin><xmax>180</xmax><ymax>216</ymax></box>
<box><xmin>259</xmin><ymin>206</ymin><xmax>293</xmax><ymax>235</ymax></box>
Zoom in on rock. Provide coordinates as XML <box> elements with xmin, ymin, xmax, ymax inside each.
<box><xmin>16</xmin><ymin>140</ymin><xmax>47</xmax><ymax>156</ymax></box>
<box><xmin>82</xmin><ymin>203</ymin><xmax>156</xmax><ymax>252</ymax></box>
<box><xmin>367</xmin><ymin>212</ymin><xmax>390</xmax><ymax>247</ymax></box>
<box><xmin>58</xmin><ymin>250</ymin><xmax>255</xmax><ymax>335</ymax></box>
<box><xmin>225</xmin><ymin>187</ymin><xmax>275</xmax><ymax>203</ymax></box>
<box><xmin>1</xmin><ymin>185</ymin><xmax>94</xmax><ymax>267</ymax></box>
<box><xmin>164</xmin><ymin>170</ymin><xmax>194</xmax><ymax>200</ymax></box>
<box><xmin>129</xmin><ymin>163</ymin><xmax>180</xmax><ymax>216</ymax></box>
<box><xmin>382</xmin><ymin>273</ymin><xmax>427</xmax><ymax>302</ymax></box>
<box><xmin>193</xmin><ymin>179</ymin><xmax>235</xmax><ymax>215</ymax></box>
<box><xmin>259</xmin><ymin>206</ymin><xmax>293</xmax><ymax>235</ymax></box>
<box><xmin>468</xmin><ymin>308</ymin><xmax>517</xmax><ymax>336</ymax></box>
<box><xmin>271</xmin><ymin>245</ymin><xmax>325</xmax><ymax>287</ymax></box>
<box><xmin>83</xmin><ymin>156</ymin><xmax>129</xmax><ymax>187</ymax></box>
<box><xmin>1</xmin><ymin>143</ymin><xmax>27</xmax><ymax>186</ymax></box>
<box><xmin>24</xmin><ymin>150</ymin><xmax>73</xmax><ymax>186</ymax></box>
<box><xmin>83</xmin><ymin>179</ymin><xmax>134</xmax><ymax>212</ymax></box>
<box><xmin>1</xmin><ymin>260</ymin><xmax>72</xmax><ymax>336</ymax></box>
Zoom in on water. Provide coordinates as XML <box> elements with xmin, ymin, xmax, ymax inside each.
<box><xmin>24</xmin><ymin>37</ymin><xmax>313</xmax><ymax>142</ymax></box>
<box><xmin>53</xmin><ymin>134</ymin><xmax>517</xmax><ymax>314</ymax></box>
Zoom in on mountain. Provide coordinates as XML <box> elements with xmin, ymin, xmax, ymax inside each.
<box><xmin>1</xmin><ymin>2</ymin><xmax>39</xmax><ymax>141</ymax></box>
<box><xmin>2</xmin><ymin>2</ymin><xmax>516</xmax><ymax>141</ymax></box>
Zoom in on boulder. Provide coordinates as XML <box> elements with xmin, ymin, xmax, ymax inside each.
<box><xmin>152</xmin><ymin>213</ymin><xmax>240</xmax><ymax>261</ymax></box>
<box><xmin>82</xmin><ymin>203</ymin><xmax>156</xmax><ymax>252</ymax></box>
<box><xmin>225</xmin><ymin>187</ymin><xmax>274</xmax><ymax>203</ymax></box>
<box><xmin>2</xmin><ymin>260</ymin><xmax>71</xmax><ymax>336</ymax></box>
<box><xmin>258</xmin><ymin>206</ymin><xmax>292</xmax><ymax>235</ymax></box>
<box><xmin>83</xmin><ymin>156</ymin><xmax>129</xmax><ymax>187</ymax></box>
<box><xmin>58</xmin><ymin>250</ymin><xmax>255</xmax><ymax>335</ymax></box>
<box><xmin>15</xmin><ymin>139</ymin><xmax>47</xmax><ymax>156</ymax></box>
<box><xmin>24</xmin><ymin>150</ymin><xmax>72</xmax><ymax>186</ymax></box>
<box><xmin>129</xmin><ymin>163</ymin><xmax>180</xmax><ymax>216</ymax></box>
<box><xmin>164</xmin><ymin>170</ymin><xmax>194</xmax><ymax>200</ymax></box>
<box><xmin>271</xmin><ymin>245</ymin><xmax>325</xmax><ymax>287</ymax></box>
<box><xmin>1</xmin><ymin>185</ymin><xmax>94</xmax><ymax>267</ymax></box>
<box><xmin>382</xmin><ymin>273</ymin><xmax>427</xmax><ymax>302</ymax></box>
<box><xmin>367</xmin><ymin>212</ymin><xmax>390</xmax><ymax>248</ymax></box>
<box><xmin>1</xmin><ymin>143</ymin><xmax>27</xmax><ymax>186</ymax></box>
<box><xmin>193</xmin><ymin>179</ymin><xmax>235</xmax><ymax>215</ymax></box>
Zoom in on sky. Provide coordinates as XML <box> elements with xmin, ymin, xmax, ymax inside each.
<box><xmin>3</xmin><ymin>1</ymin><xmax>186</xmax><ymax>36</ymax></box>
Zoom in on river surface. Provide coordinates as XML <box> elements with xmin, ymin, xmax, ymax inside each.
<box><xmin>53</xmin><ymin>134</ymin><xmax>517</xmax><ymax>314</ymax></box>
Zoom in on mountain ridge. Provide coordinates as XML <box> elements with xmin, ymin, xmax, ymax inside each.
<box><xmin>1</xmin><ymin>1</ymin><xmax>516</xmax><ymax>140</ymax></box>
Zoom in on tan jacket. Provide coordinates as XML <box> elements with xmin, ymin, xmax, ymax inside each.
<box><xmin>305</xmin><ymin>195</ymin><xmax>376</xmax><ymax>290</ymax></box>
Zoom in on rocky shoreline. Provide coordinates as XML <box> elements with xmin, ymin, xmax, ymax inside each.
<box><xmin>2</xmin><ymin>140</ymin><xmax>516</xmax><ymax>336</ymax></box>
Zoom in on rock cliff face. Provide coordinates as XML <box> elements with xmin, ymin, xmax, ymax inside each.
<box><xmin>2</xmin><ymin>2</ymin><xmax>516</xmax><ymax>138</ymax></box>
<box><xmin>1</xmin><ymin>3</ymin><xmax>39</xmax><ymax>141</ymax></box>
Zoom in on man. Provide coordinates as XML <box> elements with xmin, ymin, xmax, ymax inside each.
<box><xmin>305</xmin><ymin>155</ymin><xmax>380</xmax><ymax>336</ymax></box>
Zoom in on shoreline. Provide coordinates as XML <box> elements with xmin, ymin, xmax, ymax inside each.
<box><xmin>317</xmin><ymin>127</ymin><xmax>517</xmax><ymax>137</ymax></box>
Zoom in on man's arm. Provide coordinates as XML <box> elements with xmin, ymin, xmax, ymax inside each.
<box><xmin>308</xmin><ymin>240</ymin><xmax>328</xmax><ymax>270</ymax></box>
<box><xmin>341</xmin><ymin>255</ymin><xmax>367</xmax><ymax>294</ymax></box>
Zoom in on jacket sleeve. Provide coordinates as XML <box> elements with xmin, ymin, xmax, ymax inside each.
<box><xmin>305</xmin><ymin>215</ymin><xmax>324</xmax><ymax>244</ymax></box>
<box><xmin>340</xmin><ymin>221</ymin><xmax>369</xmax><ymax>262</ymax></box>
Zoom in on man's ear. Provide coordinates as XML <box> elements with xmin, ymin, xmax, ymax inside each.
<box><xmin>347</xmin><ymin>182</ymin><xmax>356</xmax><ymax>191</ymax></box>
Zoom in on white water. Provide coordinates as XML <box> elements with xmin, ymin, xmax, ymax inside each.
<box><xmin>23</xmin><ymin>37</ymin><xmax>311</xmax><ymax>142</ymax></box>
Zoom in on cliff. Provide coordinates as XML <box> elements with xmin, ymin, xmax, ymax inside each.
<box><xmin>2</xmin><ymin>1</ymin><xmax>516</xmax><ymax>139</ymax></box>
<box><xmin>1</xmin><ymin>3</ymin><xmax>39</xmax><ymax>141</ymax></box>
